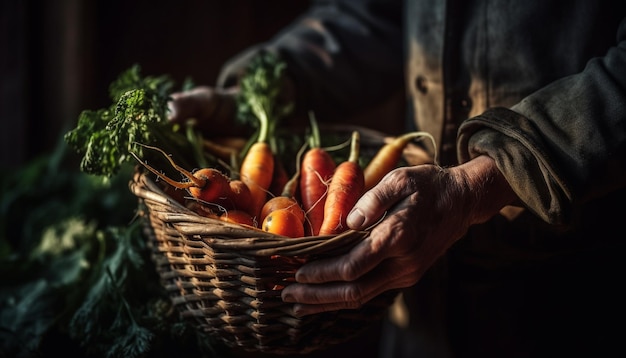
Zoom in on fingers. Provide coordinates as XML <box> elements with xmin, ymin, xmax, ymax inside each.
<box><xmin>283</xmin><ymin>282</ymin><xmax>378</xmax><ymax>316</ymax></box>
<box><xmin>167</xmin><ymin>86</ymin><xmax>218</xmax><ymax>123</ymax></box>
<box><xmin>167</xmin><ymin>86</ymin><xmax>239</xmax><ymax>135</ymax></box>
<box><xmin>282</xmin><ymin>258</ymin><xmax>415</xmax><ymax>316</ymax></box>
<box><xmin>282</xmin><ymin>167</ymin><xmax>444</xmax><ymax>316</ymax></box>
<box><xmin>293</xmin><ymin>236</ymin><xmax>387</xmax><ymax>284</ymax></box>
<box><xmin>280</xmin><ymin>231</ymin><xmax>393</xmax><ymax>315</ymax></box>
<box><xmin>284</xmin><ymin>218</ymin><xmax>421</xmax><ymax>305</ymax></box>
<box><xmin>347</xmin><ymin>168</ymin><xmax>420</xmax><ymax>230</ymax></box>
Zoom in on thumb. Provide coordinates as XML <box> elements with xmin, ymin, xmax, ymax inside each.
<box><xmin>347</xmin><ymin>171</ymin><xmax>409</xmax><ymax>230</ymax></box>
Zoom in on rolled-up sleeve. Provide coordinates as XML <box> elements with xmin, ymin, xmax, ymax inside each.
<box><xmin>457</xmin><ymin>19</ymin><xmax>626</xmax><ymax>226</ymax></box>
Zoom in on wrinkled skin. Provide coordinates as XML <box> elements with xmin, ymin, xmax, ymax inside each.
<box><xmin>168</xmin><ymin>87</ymin><xmax>518</xmax><ymax>316</ymax></box>
<box><xmin>281</xmin><ymin>156</ymin><xmax>517</xmax><ymax>316</ymax></box>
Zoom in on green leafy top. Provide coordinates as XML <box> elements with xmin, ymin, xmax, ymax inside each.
<box><xmin>236</xmin><ymin>50</ymin><xmax>294</xmax><ymax>146</ymax></box>
<box><xmin>64</xmin><ymin>65</ymin><xmax>200</xmax><ymax>179</ymax></box>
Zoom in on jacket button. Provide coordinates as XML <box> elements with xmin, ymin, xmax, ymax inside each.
<box><xmin>415</xmin><ymin>75</ymin><xmax>428</xmax><ymax>94</ymax></box>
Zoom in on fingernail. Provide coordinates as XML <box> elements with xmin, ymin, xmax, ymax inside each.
<box><xmin>281</xmin><ymin>289</ymin><xmax>294</xmax><ymax>303</ymax></box>
<box><xmin>294</xmin><ymin>270</ymin><xmax>307</xmax><ymax>283</ymax></box>
<box><xmin>347</xmin><ymin>208</ymin><xmax>365</xmax><ymax>228</ymax></box>
<box><xmin>292</xmin><ymin>304</ymin><xmax>306</xmax><ymax>318</ymax></box>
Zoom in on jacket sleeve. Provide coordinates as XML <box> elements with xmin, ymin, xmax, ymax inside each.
<box><xmin>216</xmin><ymin>0</ymin><xmax>404</xmax><ymax>121</ymax></box>
<box><xmin>457</xmin><ymin>18</ymin><xmax>626</xmax><ymax>227</ymax></box>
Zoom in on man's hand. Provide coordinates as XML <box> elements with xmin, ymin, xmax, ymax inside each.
<box><xmin>167</xmin><ymin>86</ymin><xmax>243</xmax><ymax>137</ymax></box>
<box><xmin>281</xmin><ymin>155</ymin><xmax>517</xmax><ymax>316</ymax></box>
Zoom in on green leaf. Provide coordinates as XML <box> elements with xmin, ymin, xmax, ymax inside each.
<box><xmin>63</xmin><ymin>65</ymin><xmax>208</xmax><ymax>179</ymax></box>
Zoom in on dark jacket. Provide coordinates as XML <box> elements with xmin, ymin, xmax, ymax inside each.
<box><xmin>218</xmin><ymin>1</ymin><xmax>626</xmax><ymax>357</ymax></box>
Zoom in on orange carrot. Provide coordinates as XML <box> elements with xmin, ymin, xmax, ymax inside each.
<box><xmin>262</xmin><ymin>208</ymin><xmax>305</xmax><ymax>238</ymax></box>
<box><xmin>301</xmin><ymin>147</ymin><xmax>336</xmax><ymax>235</ymax></box>
<box><xmin>238</xmin><ymin>102</ymin><xmax>277</xmax><ymax>219</ymax></box>
<box><xmin>212</xmin><ymin>179</ymin><xmax>254</xmax><ymax>215</ymax></box>
<box><xmin>260</xmin><ymin>196</ymin><xmax>305</xmax><ymax>224</ymax></box>
<box><xmin>300</xmin><ymin>114</ymin><xmax>336</xmax><ymax>235</ymax></box>
<box><xmin>259</xmin><ymin>143</ymin><xmax>308</xmax><ymax>225</ymax></box>
<box><xmin>236</xmin><ymin>51</ymin><xmax>291</xmax><ymax>221</ymax></box>
<box><xmin>130</xmin><ymin>143</ymin><xmax>231</xmax><ymax>203</ymax></box>
<box><xmin>238</xmin><ymin>100</ymin><xmax>272</xmax><ymax>218</ymax></box>
<box><xmin>220</xmin><ymin>209</ymin><xmax>256</xmax><ymax>227</ymax></box>
<box><xmin>227</xmin><ymin>179</ymin><xmax>254</xmax><ymax>214</ymax></box>
<box><xmin>239</xmin><ymin>140</ymin><xmax>274</xmax><ymax>219</ymax></box>
<box><xmin>187</xmin><ymin>168</ymin><xmax>232</xmax><ymax>202</ymax></box>
<box><xmin>318</xmin><ymin>131</ymin><xmax>364</xmax><ymax>236</ymax></box>
<box><xmin>363</xmin><ymin>131</ymin><xmax>436</xmax><ymax>191</ymax></box>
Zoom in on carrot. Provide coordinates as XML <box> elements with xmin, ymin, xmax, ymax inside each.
<box><xmin>211</xmin><ymin>179</ymin><xmax>254</xmax><ymax>216</ymax></box>
<box><xmin>262</xmin><ymin>208</ymin><xmax>305</xmax><ymax>238</ymax></box>
<box><xmin>300</xmin><ymin>113</ymin><xmax>336</xmax><ymax>235</ymax></box>
<box><xmin>237</xmin><ymin>93</ymin><xmax>274</xmax><ymax>219</ymax></box>
<box><xmin>260</xmin><ymin>196</ymin><xmax>305</xmax><ymax>224</ymax></box>
<box><xmin>318</xmin><ymin>131</ymin><xmax>364</xmax><ymax>236</ymax></box>
<box><xmin>237</xmin><ymin>50</ymin><xmax>292</xmax><ymax>220</ymax></box>
<box><xmin>300</xmin><ymin>146</ymin><xmax>335</xmax><ymax>236</ymax></box>
<box><xmin>239</xmin><ymin>140</ymin><xmax>274</xmax><ymax>220</ymax></box>
<box><xmin>363</xmin><ymin>131</ymin><xmax>436</xmax><ymax>191</ymax></box>
<box><xmin>187</xmin><ymin>168</ymin><xmax>232</xmax><ymax>202</ymax></box>
<box><xmin>220</xmin><ymin>209</ymin><xmax>256</xmax><ymax>227</ymax></box>
<box><xmin>259</xmin><ymin>143</ymin><xmax>308</xmax><ymax>225</ymax></box>
<box><xmin>130</xmin><ymin>143</ymin><xmax>231</xmax><ymax>203</ymax></box>
<box><xmin>226</xmin><ymin>179</ymin><xmax>254</xmax><ymax>214</ymax></box>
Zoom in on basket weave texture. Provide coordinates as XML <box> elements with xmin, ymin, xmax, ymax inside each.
<box><xmin>129</xmin><ymin>169</ymin><xmax>397</xmax><ymax>355</ymax></box>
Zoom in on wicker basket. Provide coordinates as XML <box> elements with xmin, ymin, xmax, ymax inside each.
<box><xmin>129</xmin><ymin>161</ymin><xmax>397</xmax><ymax>354</ymax></box>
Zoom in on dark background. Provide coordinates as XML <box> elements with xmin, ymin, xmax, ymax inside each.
<box><xmin>0</xmin><ymin>3</ymin><xmax>390</xmax><ymax>357</ymax></box>
<box><xmin>1</xmin><ymin>0</ymin><xmax>310</xmax><ymax>170</ymax></box>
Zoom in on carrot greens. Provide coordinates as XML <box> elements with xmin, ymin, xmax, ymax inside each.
<box><xmin>236</xmin><ymin>50</ymin><xmax>294</xmax><ymax>162</ymax></box>
<box><xmin>64</xmin><ymin>65</ymin><xmax>205</xmax><ymax>179</ymax></box>
<box><xmin>236</xmin><ymin>51</ymin><xmax>295</xmax><ymax>218</ymax></box>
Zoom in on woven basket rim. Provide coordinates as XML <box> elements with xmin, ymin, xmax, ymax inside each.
<box><xmin>126</xmin><ymin>124</ymin><xmax>403</xmax><ymax>354</ymax></box>
<box><xmin>129</xmin><ymin>164</ymin><xmax>394</xmax><ymax>355</ymax></box>
<box><xmin>129</xmin><ymin>169</ymin><xmax>371</xmax><ymax>257</ymax></box>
